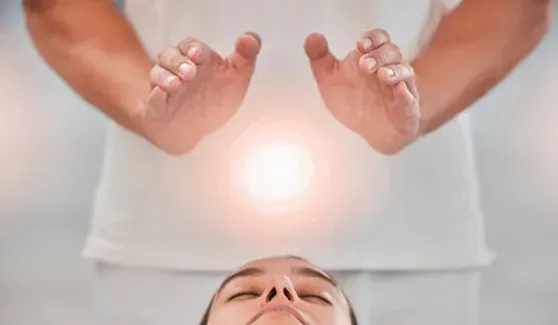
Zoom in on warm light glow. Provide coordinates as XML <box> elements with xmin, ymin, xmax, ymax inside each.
<box><xmin>244</xmin><ymin>140</ymin><xmax>314</xmax><ymax>205</ymax></box>
<box><xmin>227</xmin><ymin>121</ymin><xmax>321</xmax><ymax>216</ymax></box>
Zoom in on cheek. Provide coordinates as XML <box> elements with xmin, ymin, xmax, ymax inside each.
<box><xmin>298</xmin><ymin>304</ymin><xmax>353</xmax><ymax>325</ymax></box>
<box><xmin>208</xmin><ymin>303</ymin><xmax>258</xmax><ymax>325</ymax></box>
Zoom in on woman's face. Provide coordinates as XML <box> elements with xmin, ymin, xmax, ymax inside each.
<box><xmin>207</xmin><ymin>256</ymin><xmax>352</xmax><ymax>325</ymax></box>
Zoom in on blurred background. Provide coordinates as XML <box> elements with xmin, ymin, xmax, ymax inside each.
<box><xmin>1</xmin><ymin>1</ymin><xmax>557</xmax><ymax>324</ymax></box>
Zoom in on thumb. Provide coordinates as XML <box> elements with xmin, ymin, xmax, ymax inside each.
<box><xmin>227</xmin><ymin>32</ymin><xmax>262</xmax><ymax>73</ymax></box>
<box><xmin>304</xmin><ymin>33</ymin><xmax>337</xmax><ymax>81</ymax></box>
<box><xmin>145</xmin><ymin>86</ymin><xmax>169</xmax><ymax>119</ymax></box>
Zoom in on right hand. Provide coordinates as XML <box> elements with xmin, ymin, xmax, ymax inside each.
<box><xmin>139</xmin><ymin>32</ymin><xmax>262</xmax><ymax>156</ymax></box>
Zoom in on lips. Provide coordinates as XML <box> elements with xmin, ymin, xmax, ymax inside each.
<box><xmin>247</xmin><ymin>304</ymin><xmax>308</xmax><ymax>324</ymax></box>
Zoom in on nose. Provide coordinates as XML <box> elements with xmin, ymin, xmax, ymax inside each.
<box><xmin>263</xmin><ymin>277</ymin><xmax>297</xmax><ymax>303</ymax></box>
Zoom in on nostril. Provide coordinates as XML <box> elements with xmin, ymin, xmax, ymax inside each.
<box><xmin>283</xmin><ymin>288</ymin><xmax>293</xmax><ymax>301</ymax></box>
<box><xmin>266</xmin><ymin>288</ymin><xmax>277</xmax><ymax>302</ymax></box>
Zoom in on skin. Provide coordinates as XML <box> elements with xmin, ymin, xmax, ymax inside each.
<box><xmin>23</xmin><ymin>0</ymin><xmax>553</xmax><ymax>156</ymax></box>
<box><xmin>206</xmin><ymin>257</ymin><xmax>352</xmax><ymax>325</ymax></box>
<box><xmin>304</xmin><ymin>0</ymin><xmax>554</xmax><ymax>154</ymax></box>
<box><xmin>304</xmin><ymin>29</ymin><xmax>419</xmax><ymax>155</ymax></box>
<box><xmin>22</xmin><ymin>0</ymin><xmax>261</xmax><ymax>156</ymax></box>
<box><xmin>143</xmin><ymin>33</ymin><xmax>261</xmax><ymax>155</ymax></box>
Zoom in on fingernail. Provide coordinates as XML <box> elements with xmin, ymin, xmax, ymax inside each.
<box><xmin>178</xmin><ymin>62</ymin><xmax>193</xmax><ymax>76</ymax></box>
<box><xmin>360</xmin><ymin>38</ymin><xmax>373</xmax><ymax>52</ymax></box>
<box><xmin>166</xmin><ymin>75</ymin><xmax>178</xmax><ymax>86</ymax></box>
<box><xmin>375</xmin><ymin>33</ymin><xmax>389</xmax><ymax>45</ymax></box>
<box><xmin>187</xmin><ymin>47</ymin><xmax>199</xmax><ymax>60</ymax></box>
<box><xmin>385</xmin><ymin>68</ymin><xmax>395</xmax><ymax>78</ymax></box>
<box><xmin>245</xmin><ymin>32</ymin><xmax>259</xmax><ymax>44</ymax></box>
<box><xmin>367</xmin><ymin>58</ymin><xmax>377</xmax><ymax>70</ymax></box>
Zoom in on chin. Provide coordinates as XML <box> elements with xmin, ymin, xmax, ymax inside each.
<box><xmin>252</xmin><ymin>313</ymin><xmax>305</xmax><ymax>325</ymax></box>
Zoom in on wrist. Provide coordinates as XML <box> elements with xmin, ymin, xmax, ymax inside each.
<box><xmin>127</xmin><ymin>99</ymin><xmax>148</xmax><ymax>135</ymax></box>
<box><xmin>119</xmin><ymin>62</ymin><xmax>153</xmax><ymax>136</ymax></box>
<box><xmin>411</xmin><ymin>62</ymin><xmax>436</xmax><ymax>136</ymax></box>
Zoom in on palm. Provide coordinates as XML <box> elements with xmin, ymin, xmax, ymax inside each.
<box><xmin>141</xmin><ymin>33</ymin><xmax>260</xmax><ymax>155</ymax></box>
<box><xmin>161</xmin><ymin>54</ymin><xmax>250</xmax><ymax>141</ymax></box>
<box><xmin>305</xmin><ymin>31</ymin><xmax>420</xmax><ymax>155</ymax></box>
<box><xmin>317</xmin><ymin>52</ymin><xmax>400</xmax><ymax>150</ymax></box>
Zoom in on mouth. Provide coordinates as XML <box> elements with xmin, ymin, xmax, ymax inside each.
<box><xmin>247</xmin><ymin>304</ymin><xmax>308</xmax><ymax>325</ymax></box>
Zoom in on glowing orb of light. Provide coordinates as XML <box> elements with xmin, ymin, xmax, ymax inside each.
<box><xmin>240</xmin><ymin>138</ymin><xmax>315</xmax><ymax>212</ymax></box>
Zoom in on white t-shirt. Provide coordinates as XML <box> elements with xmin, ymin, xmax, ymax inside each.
<box><xmin>83</xmin><ymin>0</ymin><xmax>495</xmax><ymax>271</ymax></box>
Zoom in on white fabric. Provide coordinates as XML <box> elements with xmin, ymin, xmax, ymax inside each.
<box><xmin>92</xmin><ymin>262</ymin><xmax>481</xmax><ymax>325</ymax></box>
<box><xmin>332</xmin><ymin>269</ymin><xmax>481</xmax><ymax>325</ymax></box>
<box><xmin>83</xmin><ymin>0</ymin><xmax>495</xmax><ymax>271</ymax></box>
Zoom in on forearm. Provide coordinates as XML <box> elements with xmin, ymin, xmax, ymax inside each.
<box><xmin>23</xmin><ymin>0</ymin><xmax>153</xmax><ymax>134</ymax></box>
<box><xmin>412</xmin><ymin>0</ymin><xmax>554</xmax><ymax>134</ymax></box>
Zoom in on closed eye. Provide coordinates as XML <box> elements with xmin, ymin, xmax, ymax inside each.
<box><xmin>299</xmin><ymin>294</ymin><xmax>332</xmax><ymax>305</ymax></box>
<box><xmin>227</xmin><ymin>292</ymin><xmax>259</xmax><ymax>302</ymax></box>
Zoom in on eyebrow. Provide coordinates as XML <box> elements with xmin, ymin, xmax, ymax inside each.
<box><xmin>217</xmin><ymin>267</ymin><xmax>266</xmax><ymax>293</ymax></box>
<box><xmin>292</xmin><ymin>267</ymin><xmax>338</xmax><ymax>289</ymax></box>
<box><xmin>217</xmin><ymin>266</ymin><xmax>338</xmax><ymax>295</ymax></box>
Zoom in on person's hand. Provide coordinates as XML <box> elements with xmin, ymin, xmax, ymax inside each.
<box><xmin>304</xmin><ymin>29</ymin><xmax>420</xmax><ymax>155</ymax></box>
<box><xmin>139</xmin><ymin>32</ymin><xmax>262</xmax><ymax>155</ymax></box>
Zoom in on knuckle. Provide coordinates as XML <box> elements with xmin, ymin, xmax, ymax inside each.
<box><xmin>164</xmin><ymin>45</ymin><xmax>176</xmax><ymax>52</ymax></box>
<box><xmin>372</xmin><ymin>29</ymin><xmax>391</xmax><ymax>43</ymax></box>
<box><xmin>393</xmin><ymin>65</ymin><xmax>411</xmax><ymax>80</ymax></box>
<box><xmin>181</xmin><ymin>36</ymin><xmax>199</xmax><ymax>45</ymax></box>
<box><xmin>391</xmin><ymin>63</ymin><xmax>403</xmax><ymax>73</ymax></box>
<box><xmin>385</xmin><ymin>42</ymin><xmax>401</xmax><ymax>54</ymax></box>
<box><xmin>377</xmin><ymin>50</ymin><xmax>389</xmax><ymax>63</ymax></box>
<box><xmin>372</xmin><ymin>28</ymin><xmax>389</xmax><ymax>36</ymax></box>
<box><xmin>149</xmin><ymin>66</ymin><xmax>161</xmax><ymax>80</ymax></box>
<box><xmin>381</xmin><ymin>44</ymin><xmax>402</xmax><ymax>62</ymax></box>
<box><xmin>178</xmin><ymin>37</ymin><xmax>201</xmax><ymax>52</ymax></box>
<box><xmin>157</xmin><ymin>52</ymin><xmax>165</xmax><ymax>63</ymax></box>
<box><xmin>157</xmin><ymin>46</ymin><xmax>175</xmax><ymax>62</ymax></box>
<box><xmin>362</xmin><ymin>28</ymin><xmax>391</xmax><ymax>46</ymax></box>
<box><xmin>374</xmin><ymin>28</ymin><xmax>387</xmax><ymax>33</ymax></box>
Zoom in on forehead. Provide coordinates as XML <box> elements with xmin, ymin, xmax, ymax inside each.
<box><xmin>240</xmin><ymin>256</ymin><xmax>315</xmax><ymax>272</ymax></box>
<box><xmin>214</xmin><ymin>256</ymin><xmax>352</xmax><ymax>312</ymax></box>
<box><xmin>226</xmin><ymin>257</ymin><xmax>342</xmax><ymax>295</ymax></box>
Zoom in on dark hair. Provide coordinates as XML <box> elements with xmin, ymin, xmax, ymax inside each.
<box><xmin>199</xmin><ymin>256</ymin><xmax>359</xmax><ymax>324</ymax></box>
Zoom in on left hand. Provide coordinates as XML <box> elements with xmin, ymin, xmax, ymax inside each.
<box><xmin>304</xmin><ymin>29</ymin><xmax>421</xmax><ymax>155</ymax></box>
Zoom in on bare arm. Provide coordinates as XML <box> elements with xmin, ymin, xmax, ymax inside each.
<box><xmin>412</xmin><ymin>0</ymin><xmax>554</xmax><ymax>134</ymax></box>
<box><xmin>23</xmin><ymin>0</ymin><xmax>153</xmax><ymax>134</ymax></box>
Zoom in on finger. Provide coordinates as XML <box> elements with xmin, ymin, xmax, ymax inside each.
<box><xmin>145</xmin><ymin>86</ymin><xmax>169</xmax><ymax>119</ymax></box>
<box><xmin>358</xmin><ymin>42</ymin><xmax>403</xmax><ymax>75</ymax></box>
<box><xmin>390</xmin><ymin>82</ymin><xmax>421</xmax><ymax>135</ymax></box>
<box><xmin>378</xmin><ymin>64</ymin><xmax>414</xmax><ymax>85</ymax></box>
<box><xmin>304</xmin><ymin>33</ymin><xmax>338</xmax><ymax>80</ymax></box>
<box><xmin>378</xmin><ymin>64</ymin><xmax>419</xmax><ymax>99</ymax></box>
<box><xmin>157</xmin><ymin>45</ymin><xmax>197</xmax><ymax>80</ymax></box>
<box><xmin>227</xmin><ymin>32</ymin><xmax>262</xmax><ymax>72</ymax></box>
<box><xmin>149</xmin><ymin>65</ymin><xmax>184</xmax><ymax>92</ymax></box>
<box><xmin>357</xmin><ymin>29</ymin><xmax>391</xmax><ymax>54</ymax></box>
<box><xmin>177</xmin><ymin>37</ymin><xmax>211</xmax><ymax>65</ymax></box>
